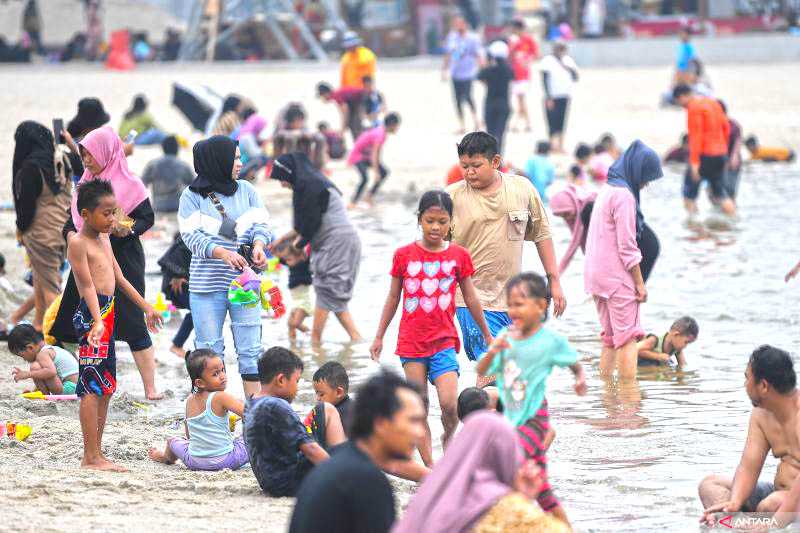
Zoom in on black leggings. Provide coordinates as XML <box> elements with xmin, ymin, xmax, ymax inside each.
<box><xmin>452</xmin><ymin>79</ymin><xmax>476</xmax><ymax>119</ymax></box>
<box><xmin>485</xmin><ymin>104</ymin><xmax>511</xmax><ymax>155</ymax></box>
<box><xmin>353</xmin><ymin>161</ymin><xmax>389</xmax><ymax>203</ymax></box>
<box><xmin>346</xmin><ymin>101</ymin><xmax>364</xmax><ymax>140</ymax></box>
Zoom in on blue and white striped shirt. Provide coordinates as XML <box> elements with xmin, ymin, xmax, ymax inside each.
<box><xmin>178</xmin><ymin>180</ymin><xmax>272</xmax><ymax>293</ymax></box>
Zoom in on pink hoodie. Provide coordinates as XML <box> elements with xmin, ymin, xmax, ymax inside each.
<box><xmin>583</xmin><ymin>185</ymin><xmax>642</xmax><ymax>298</ymax></box>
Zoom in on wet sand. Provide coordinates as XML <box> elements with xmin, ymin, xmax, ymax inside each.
<box><xmin>1</xmin><ymin>59</ymin><xmax>799</xmax><ymax>531</ymax></box>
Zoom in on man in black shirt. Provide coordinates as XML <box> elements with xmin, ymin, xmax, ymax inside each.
<box><xmin>289</xmin><ymin>370</ymin><xmax>427</xmax><ymax>533</ymax></box>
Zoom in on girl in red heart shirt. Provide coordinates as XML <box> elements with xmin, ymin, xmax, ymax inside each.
<box><xmin>370</xmin><ymin>190</ymin><xmax>492</xmax><ymax>466</ymax></box>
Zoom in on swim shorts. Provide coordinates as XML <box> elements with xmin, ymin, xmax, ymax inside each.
<box><xmin>401</xmin><ymin>347</ymin><xmax>460</xmax><ymax>384</ymax></box>
<box><xmin>742</xmin><ymin>481</ymin><xmax>775</xmax><ymax>512</ymax></box>
<box><xmin>290</xmin><ymin>284</ymin><xmax>314</xmax><ymax>316</ymax></box>
<box><xmin>62</xmin><ymin>381</ymin><xmax>77</xmax><ymax>394</ymax></box>
<box><xmin>456</xmin><ymin>308</ymin><xmax>512</xmax><ymax>361</ymax></box>
<box><xmin>73</xmin><ymin>294</ymin><xmax>116</xmax><ymax>397</ymax></box>
<box><xmin>511</xmin><ymin>80</ymin><xmax>530</xmax><ymax>97</ymax></box>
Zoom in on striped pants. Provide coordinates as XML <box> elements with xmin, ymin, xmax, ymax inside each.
<box><xmin>516</xmin><ymin>399</ymin><xmax>559</xmax><ymax>511</ymax></box>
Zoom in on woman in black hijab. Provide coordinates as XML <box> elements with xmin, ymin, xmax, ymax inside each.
<box><xmin>179</xmin><ymin>136</ymin><xmax>271</xmax><ymax>397</ymax></box>
<box><xmin>270</xmin><ymin>152</ymin><xmax>362</xmax><ymax>345</ymax></box>
<box><xmin>12</xmin><ymin>121</ymin><xmax>72</xmax><ymax>330</ymax></box>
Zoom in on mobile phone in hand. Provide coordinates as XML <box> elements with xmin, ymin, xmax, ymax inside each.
<box><xmin>52</xmin><ymin>118</ymin><xmax>64</xmax><ymax>144</ymax></box>
<box><xmin>123</xmin><ymin>130</ymin><xmax>138</xmax><ymax>144</ymax></box>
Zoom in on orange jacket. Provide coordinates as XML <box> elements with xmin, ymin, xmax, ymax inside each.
<box><xmin>340</xmin><ymin>46</ymin><xmax>376</xmax><ymax>89</ymax></box>
<box><xmin>687</xmin><ymin>97</ymin><xmax>730</xmax><ymax>166</ymax></box>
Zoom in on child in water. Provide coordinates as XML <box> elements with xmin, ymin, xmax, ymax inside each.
<box><xmin>272</xmin><ymin>240</ymin><xmax>313</xmax><ymax>342</ymax></box>
<box><xmin>149</xmin><ymin>349</ymin><xmax>249</xmax><ymax>471</ymax></box>
<box><xmin>744</xmin><ymin>135</ymin><xmax>796</xmax><ymax>162</ymax></box>
<box><xmin>371</xmin><ymin>190</ymin><xmax>492</xmax><ymax>467</ymax></box>
<box><xmin>8</xmin><ymin>323</ymin><xmax>79</xmax><ymax>394</ymax></box>
<box><xmin>573</xmin><ymin>143</ymin><xmax>592</xmax><ymax>184</ymax></box>
<box><xmin>347</xmin><ymin>112</ymin><xmax>401</xmax><ymax>208</ymax></box>
<box><xmin>637</xmin><ymin>316</ymin><xmax>698</xmax><ymax>367</ymax></box>
<box><xmin>525</xmin><ymin>141</ymin><xmax>555</xmax><ymax>203</ymax></box>
<box><xmin>477</xmin><ymin>272</ymin><xmax>586</xmax><ymax>526</ymax></box>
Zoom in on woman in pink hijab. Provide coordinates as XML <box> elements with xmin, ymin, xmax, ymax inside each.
<box><xmin>550</xmin><ymin>184</ymin><xmax>597</xmax><ymax>274</ymax></box>
<box><xmin>50</xmin><ymin>126</ymin><xmax>162</xmax><ymax>400</ymax></box>
<box><xmin>393</xmin><ymin>411</ymin><xmax>570</xmax><ymax>533</ymax></box>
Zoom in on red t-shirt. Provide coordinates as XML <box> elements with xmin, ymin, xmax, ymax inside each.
<box><xmin>390</xmin><ymin>242</ymin><xmax>475</xmax><ymax>357</ymax></box>
<box><xmin>331</xmin><ymin>87</ymin><xmax>365</xmax><ymax>105</ymax></box>
<box><xmin>509</xmin><ymin>33</ymin><xmax>539</xmax><ymax>81</ymax></box>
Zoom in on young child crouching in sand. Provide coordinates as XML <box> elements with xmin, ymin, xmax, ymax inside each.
<box><xmin>637</xmin><ymin>316</ymin><xmax>698</xmax><ymax>368</ymax></box>
<box><xmin>149</xmin><ymin>349</ymin><xmax>249</xmax><ymax>471</ymax></box>
<box><xmin>8</xmin><ymin>323</ymin><xmax>78</xmax><ymax>394</ymax></box>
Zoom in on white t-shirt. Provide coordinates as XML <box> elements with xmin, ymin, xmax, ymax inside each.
<box><xmin>540</xmin><ymin>54</ymin><xmax>579</xmax><ymax>98</ymax></box>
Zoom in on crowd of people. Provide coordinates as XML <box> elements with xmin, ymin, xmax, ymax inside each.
<box><xmin>3</xmin><ymin>15</ymin><xmax>800</xmax><ymax>533</ymax></box>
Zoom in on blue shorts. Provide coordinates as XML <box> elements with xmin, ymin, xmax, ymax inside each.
<box><xmin>401</xmin><ymin>348</ymin><xmax>459</xmax><ymax>384</ymax></box>
<box><xmin>456</xmin><ymin>308</ymin><xmax>512</xmax><ymax>361</ymax></box>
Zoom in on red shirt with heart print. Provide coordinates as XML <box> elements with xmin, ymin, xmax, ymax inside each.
<box><xmin>390</xmin><ymin>242</ymin><xmax>475</xmax><ymax>357</ymax></box>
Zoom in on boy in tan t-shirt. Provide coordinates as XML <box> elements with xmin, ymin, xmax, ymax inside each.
<box><xmin>446</xmin><ymin>132</ymin><xmax>564</xmax><ymax>363</ymax></box>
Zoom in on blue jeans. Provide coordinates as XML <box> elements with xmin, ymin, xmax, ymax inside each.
<box><xmin>134</xmin><ymin>128</ymin><xmax>168</xmax><ymax>146</ymax></box>
<box><xmin>189</xmin><ymin>291</ymin><xmax>262</xmax><ymax>379</ymax></box>
<box><xmin>170</xmin><ymin>289</ymin><xmax>193</xmax><ymax>348</ymax></box>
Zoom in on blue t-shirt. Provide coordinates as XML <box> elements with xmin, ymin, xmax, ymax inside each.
<box><xmin>244</xmin><ymin>396</ymin><xmax>313</xmax><ymax>497</ymax></box>
<box><xmin>525</xmin><ymin>155</ymin><xmax>555</xmax><ymax>203</ymax></box>
<box><xmin>676</xmin><ymin>42</ymin><xmax>696</xmax><ymax>71</ymax></box>
<box><xmin>487</xmin><ymin>327</ymin><xmax>577</xmax><ymax>427</ymax></box>
<box><xmin>446</xmin><ymin>31</ymin><xmax>482</xmax><ymax>81</ymax></box>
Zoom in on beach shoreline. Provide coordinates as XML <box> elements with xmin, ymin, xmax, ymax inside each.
<box><xmin>1</xmin><ymin>59</ymin><xmax>798</xmax><ymax>531</ymax></box>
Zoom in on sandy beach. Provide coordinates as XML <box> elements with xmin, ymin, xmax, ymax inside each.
<box><xmin>1</xmin><ymin>58</ymin><xmax>799</xmax><ymax>531</ymax></box>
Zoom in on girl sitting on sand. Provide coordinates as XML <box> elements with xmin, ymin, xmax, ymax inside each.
<box><xmin>149</xmin><ymin>349</ymin><xmax>249</xmax><ymax>471</ymax></box>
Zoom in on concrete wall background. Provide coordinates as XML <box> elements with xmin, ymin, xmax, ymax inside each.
<box><xmin>560</xmin><ymin>34</ymin><xmax>800</xmax><ymax>67</ymax></box>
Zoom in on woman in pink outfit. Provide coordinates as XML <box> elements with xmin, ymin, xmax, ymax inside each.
<box><xmin>584</xmin><ymin>140</ymin><xmax>663</xmax><ymax>379</ymax></box>
<box><xmin>550</xmin><ymin>184</ymin><xmax>597</xmax><ymax>274</ymax></box>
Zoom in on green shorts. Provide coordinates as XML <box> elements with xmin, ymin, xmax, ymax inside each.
<box><xmin>62</xmin><ymin>380</ymin><xmax>77</xmax><ymax>394</ymax></box>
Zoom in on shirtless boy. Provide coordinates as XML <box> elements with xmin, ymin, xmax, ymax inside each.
<box><xmin>699</xmin><ymin>345</ymin><xmax>800</xmax><ymax>525</ymax></box>
<box><xmin>68</xmin><ymin>180</ymin><xmax>161</xmax><ymax>471</ymax></box>
<box><xmin>637</xmin><ymin>316</ymin><xmax>698</xmax><ymax>368</ymax></box>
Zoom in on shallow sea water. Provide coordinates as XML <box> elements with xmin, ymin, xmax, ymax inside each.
<box><xmin>1</xmin><ymin>60</ymin><xmax>799</xmax><ymax>531</ymax></box>
<box><xmin>124</xmin><ymin>160</ymin><xmax>800</xmax><ymax>532</ymax></box>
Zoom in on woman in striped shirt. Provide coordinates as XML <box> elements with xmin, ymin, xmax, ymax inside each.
<box><xmin>179</xmin><ymin>136</ymin><xmax>272</xmax><ymax>396</ymax></box>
